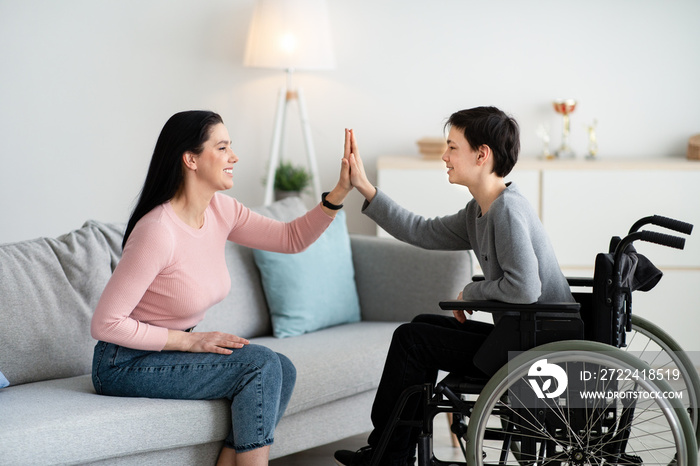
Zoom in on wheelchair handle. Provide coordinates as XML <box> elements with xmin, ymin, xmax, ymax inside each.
<box><xmin>638</xmin><ymin>231</ymin><xmax>686</xmax><ymax>250</ymax></box>
<box><xmin>629</xmin><ymin>215</ymin><xmax>694</xmax><ymax>235</ymax></box>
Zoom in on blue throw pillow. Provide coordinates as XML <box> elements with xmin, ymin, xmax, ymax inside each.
<box><xmin>0</xmin><ymin>370</ymin><xmax>9</xmax><ymax>389</ymax></box>
<box><xmin>253</xmin><ymin>210</ymin><xmax>361</xmax><ymax>338</ymax></box>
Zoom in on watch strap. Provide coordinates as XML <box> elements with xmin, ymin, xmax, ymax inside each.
<box><xmin>321</xmin><ymin>192</ymin><xmax>343</xmax><ymax>210</ymax></box>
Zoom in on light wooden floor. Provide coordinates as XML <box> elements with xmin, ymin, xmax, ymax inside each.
<box><xmin>269</xmin><ymin>413</ymin><xmax>464</xmax><ymax>465</ymax></box>
<box><xmin>269</xmin><ymin>405</ymin><xmax>681</xmax><ymax>465</ymax></box>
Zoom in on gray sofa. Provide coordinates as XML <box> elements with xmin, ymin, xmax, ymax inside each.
<box><xmin>0</xmin><ymin>198</ymin><xmax>471</xmax><ymax>465</ymax></box>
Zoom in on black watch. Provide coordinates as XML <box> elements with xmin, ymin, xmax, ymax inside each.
<box><xmin>321</xmin><ymin>192</ymin><xmax>343</xmax><ymax>210</ymax></box>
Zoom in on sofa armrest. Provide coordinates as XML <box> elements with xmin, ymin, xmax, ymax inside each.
<box><xmin>350</xmin><ymin>235</ymin><xmax>472</xmax><ymax>322</ymax></box>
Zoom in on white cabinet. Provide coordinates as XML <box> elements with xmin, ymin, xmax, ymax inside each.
<box><xmin>539</xmin><ymin>160</ymin><xmax>700</xmax><ymax>269</ymax></box>
<box><xmin>377</xmin><ymin>156</ymin><xmax>700</xmax><ymax>354</ymax></box>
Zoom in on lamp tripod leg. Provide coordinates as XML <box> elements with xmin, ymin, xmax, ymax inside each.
<box><xmin>264</xmin><ymin>86</ymin><xmax>288</xmax><ymax>205</ymax></box>
<box><xmin>296</xmin><ymin>87</ymin><xmax>322</xmax><ymax>201</ymax></box>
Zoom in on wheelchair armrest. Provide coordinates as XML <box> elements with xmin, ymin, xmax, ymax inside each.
<box><xmin>475</xmin><ymin>274</ymin><xmax>593</xmax><ymax>287</ymax></box>
<box><xmin>439</xmin><ymin>300</ymin><xmax>581</xmax><ymax>314</ymax></box>
<box><xmin>444</xmin><ymin>299</ymin><xmax>584</xmax><ymax>376</ymax></box>
<box><xmin>567</xmin><ymin>276</ymin><xmax>594</xmax><ymax>287</ymax></box>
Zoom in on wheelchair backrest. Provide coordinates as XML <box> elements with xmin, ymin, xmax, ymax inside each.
<box><xmin>581</xmin><ymin>245</ymin><xmax>662</xmax><ymax>348</ymax></box>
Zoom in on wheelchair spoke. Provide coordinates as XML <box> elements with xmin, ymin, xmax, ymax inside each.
<box><xmin>625</xmin><ymin>315</ymin><xmax>700</xmax><ymax>446</ymax></box>
<box><xmin>481</xmin><ymin>400</ymin><xmax>579</xmax><ymax>464</ymax></box>
<box><xmin>465</xmin><ymin>342</ymin><xmax>695</xmax><ymax>465</ymax></box>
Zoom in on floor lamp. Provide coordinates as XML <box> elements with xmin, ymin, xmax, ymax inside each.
<box><xmin>244</xmin><ymin>0</ymin><xmax>335</xmax><ymax>205</ymax></box>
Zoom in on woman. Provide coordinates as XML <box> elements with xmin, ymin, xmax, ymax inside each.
<box><xmin>91</xmin><ymin>110</ymin><xmax>351</xmax><ymax>466</ymax></box>
<box><xmin>336</xmin><ymin>107</ymin><xmax>574</xmax><ymax>465</ymax></box>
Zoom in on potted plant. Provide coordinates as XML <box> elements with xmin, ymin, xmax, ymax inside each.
<box><xmin>273</xmin><ymin>160</ymin><xmax>312</xmax><ymax>201</ymax></box>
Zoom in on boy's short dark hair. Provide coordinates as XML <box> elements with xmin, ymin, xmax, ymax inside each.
<box><xmin>445</xmin><ymin>107</ymin><xmax>520</xmax><ymax>177</ymax></box>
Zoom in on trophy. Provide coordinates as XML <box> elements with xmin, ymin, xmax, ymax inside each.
<box><xmin>585</xmin><ymin>119</ymin><xmax>598</xmax><ymax>159</ymax></box>
<box><xmin>536</xmin><ymin>124</ymin><xmax>553</xmax><ymax>160</ymax></box>
<box><xmin>553</xmin><ymin>99</ymin><xmax>577</xmax><ymax>158</ymax></box>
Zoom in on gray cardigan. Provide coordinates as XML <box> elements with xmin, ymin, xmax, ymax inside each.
<box><xmin>362</xmin><ymin>183</ymin><xmax>574</xmax><ymax>306</ymax></box>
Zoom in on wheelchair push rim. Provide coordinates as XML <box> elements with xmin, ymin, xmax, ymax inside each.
<box><xmin>466</xmin><ymin>340</ymin><xmax>697</xmax><ymax>466</ymax></box>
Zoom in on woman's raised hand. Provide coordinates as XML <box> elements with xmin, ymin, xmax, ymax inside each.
<box><xmin>344</xmin><ymin>129</ymin><xmax>377</xmax><ymax>201</ymax></box>
<box><xmin>318</xmin><ymin>132</ymin><xmax>353</xmax><ymax>216</ymax></box>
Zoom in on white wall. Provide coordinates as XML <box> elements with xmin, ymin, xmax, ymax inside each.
<box><xmin>1</xmin><ymin>0</ymin><xmax>699</xmax><ymax>243</ymax></box>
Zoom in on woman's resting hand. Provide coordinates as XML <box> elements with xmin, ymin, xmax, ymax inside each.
<box><xmin>165</xmin><ymin>329</ymin><xmax>250</xmax><ymax>355</ymax></box>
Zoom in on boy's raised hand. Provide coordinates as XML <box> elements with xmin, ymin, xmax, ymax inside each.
<box><xmin>344</xmin><ymin>128</ymin><xmax>376</xmax><ymax>201</ymax></box>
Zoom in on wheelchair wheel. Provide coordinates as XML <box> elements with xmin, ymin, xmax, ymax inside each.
<box><xmin>626</xmin><ymin>314</ymin><xmax>700</xmax><ymax>447</ymax></box>
<box><xmin>466</xmin><ymin>340</ymin><xmax>697</xmax><ymax>466</ymax></box>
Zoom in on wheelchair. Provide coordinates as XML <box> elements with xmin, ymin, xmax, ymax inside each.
<box><xmin>372</xmin><ymin>215</ymin><xmax>698</xmax><ymax>466</ymax></box>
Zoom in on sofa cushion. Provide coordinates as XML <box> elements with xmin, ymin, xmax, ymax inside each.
<box><xmin>0</xmin><ymin>374</ymin><xmax>230</xmax><ymax>465</ymax></box>
<box><xmin>253</xmin><ymin>210</ymin><xmax>361</xmax><ymax>338</ymax></box>
<box><xmin>0</xmin><ymin>321</ymin><xmax>398</xmax><ymax>465</ymax></box>
<box><xmin>196</xmin><ymin>197</ymin><xmax>309</xmax><ymax>338</ymax></box>
<box><xmin>350</xmin><ymin>235</ymin><xmax>473</xmax><ymax>321</ymax></box>
<box><xmin>258</xmin><ymin>321</ymin><xmax>399</xmax><ymax>415</ymax></box>
<box><xmin>0</xmin><ymin>221</ymin><xmax>123</xmax><ymax>386</ymax></box>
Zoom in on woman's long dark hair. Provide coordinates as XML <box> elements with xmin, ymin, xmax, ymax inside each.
<box><xmin>122</xmin><ymin>110</ymin><xmax>224</xmax><ymax>248</ymax></box>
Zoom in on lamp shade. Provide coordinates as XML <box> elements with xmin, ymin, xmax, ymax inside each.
<box><xmin>244</xmin><ymin>0</ymin><xmax>335</xmax><ymax>70</ymax></box>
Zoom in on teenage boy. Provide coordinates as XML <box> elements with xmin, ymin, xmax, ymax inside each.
<box><xmin>335</xmin><ymin>107</ymin><xmax>574</xmax><ymax>466</ymax></box>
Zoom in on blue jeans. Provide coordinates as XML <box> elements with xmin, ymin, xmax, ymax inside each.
<box><xmin>92</xmin><ymin>341</ymin><xmax>296</xmax><ymax>453</ymax></box>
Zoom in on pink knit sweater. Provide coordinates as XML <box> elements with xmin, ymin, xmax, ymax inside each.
<box><xmin>91</xmin><ymin>193</ymin><xmax>333</xmax><ymax>351</ymax></box>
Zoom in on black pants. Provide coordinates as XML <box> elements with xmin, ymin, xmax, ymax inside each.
<box><xmin>367</xmin><ymin>314</ymin><xmax>493</xmax><ymax>465</ymax></box>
